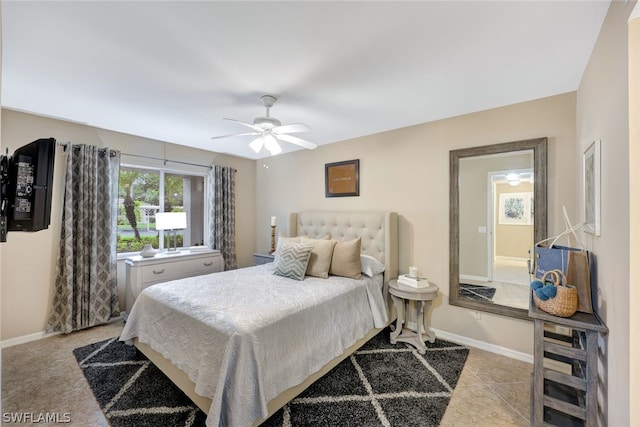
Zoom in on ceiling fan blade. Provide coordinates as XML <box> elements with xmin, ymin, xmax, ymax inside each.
<box><xmin>273</xmin><ymin>123</ymin><xmax>310</xmax><ymax>134</ymax></box>
<box><xmin>216</xmin><ymin>97</ymin><xmax>313</xmax><ymax>154</ymax></box>
<box><xmin>223</xmin><ymin>118</ymin><xmax>262</xmax><ymax>132</ymax></box>
<box><xmin>211</xmin><ymin>132</ymin><xmax>259</xmax><ymax>140</ymax></box>
<box><xmin>277</xmin><ymin>133</ymin><xmax>317</xmax><ymax>150</ymax></box>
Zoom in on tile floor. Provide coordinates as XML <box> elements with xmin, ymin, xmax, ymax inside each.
<box><xmin>492</xmin><ymin>261</ymin><xmax>531</xmax><ymax>310</ymax></box>
<box><xmin>2</xmin><ymin>319</ymin><xmax>532</xmax><ymax>426</ymax></box>
<box><xmin>463</xmin><ymin>261</ymin><xmax>532</xmax><ymax>310</ymax></box>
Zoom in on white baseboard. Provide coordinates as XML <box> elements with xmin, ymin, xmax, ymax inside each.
<box><xmin>403</xmin><ymin>320</ymin><xmax>532</xmax><ymax>363</ymax></box>
<box><xmin>431</xmin><ymin>326</ymin><xmax>533</xmax><ymax>364</ymax></box>
<box><xmin>460</xmin><ymin>274</ymin><xmax>489</xmax><ymax>282</ymax></box>
<box><xmin>0</xmin><ymin>315</ymin><xmax>123</xmax><ymax>349</ymax></box>
<box><xmin>0</xmin><ymin>330</ymin><xmax>60</xmax><ymax>349</ymax></box>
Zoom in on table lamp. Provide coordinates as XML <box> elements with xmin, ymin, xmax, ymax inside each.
<box><xmin>155</xmin><ymin>212</ymin><xmax>187</xmax><ymax>251</ymax></box>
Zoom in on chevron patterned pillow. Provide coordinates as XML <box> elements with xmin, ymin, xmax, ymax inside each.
<box><xmin>273</xmin><ymin>241</ymin><xmax>314</xmax><ymax>280</ymax></box>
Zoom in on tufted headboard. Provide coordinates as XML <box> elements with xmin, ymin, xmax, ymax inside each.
<box><xmin>288</xmin><ymin>211</ymin><xmax>398</xmax><ymax>286</ymax></box>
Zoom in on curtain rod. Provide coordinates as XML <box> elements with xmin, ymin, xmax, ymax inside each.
<box><xmin>120</xmin><ymin>152</ymin><xmax>213</xmax><ymax>169</ymax></box>
<box><xmin>56</xmin><ymin>142</ymin><xmax>213</xmax><ymax>169</ymax></box>
<box><xmin>57</xmin><ymin>141</ymin><xmax>117</xmax><ymax>157</ymax></box>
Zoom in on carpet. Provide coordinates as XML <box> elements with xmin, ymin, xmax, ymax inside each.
<box><xmin>74</xmin><ymin>327</ymin><xmax>469</xmax><ymax>427</ymax></box>
<box><xmin>459</xmin><ymin>283</ymin><xmax>497</xmax><ymax>302</ymax></box>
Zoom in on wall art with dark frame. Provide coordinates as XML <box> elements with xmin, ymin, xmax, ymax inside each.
<box><xmin>325</xmin><ymin>159</ymin><xmax>359</xmax><ymax>197</ymax></box>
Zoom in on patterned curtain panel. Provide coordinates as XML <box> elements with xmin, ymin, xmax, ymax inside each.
<box><xmin>47</xmin><ymin>144</ymin><xmax>121</xmax><ymax>333</ymax></box>
<box><xmin>208</xmin><ymin>165</ymin><xmax>237</xmax><ymax>270</ymax></box>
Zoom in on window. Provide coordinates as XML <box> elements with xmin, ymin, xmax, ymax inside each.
<box><xmin>117</xmin><ymin>165</ymin><xmax>206</xmax><ymax>254</ymax></box>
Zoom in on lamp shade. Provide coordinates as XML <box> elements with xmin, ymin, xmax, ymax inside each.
<box><xmin>248</xmin><ymin>133</ymin><xmax>282</xmax><ymax>155</ymax></box>
<box><xmin>155</xmin><ymin>212</ymin><xmax>187</xmax><ymax>230</ymax></box>
<box><xmin>264</xmin><ymin>134</ymin><xmax>282</xmax><ymax>155</ymax></box>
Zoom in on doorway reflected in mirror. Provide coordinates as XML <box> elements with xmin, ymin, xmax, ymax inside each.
<box><xmin>450</xmin><ymin>138</ymin><xmax>547</xmax><ymax>320</ymax></box>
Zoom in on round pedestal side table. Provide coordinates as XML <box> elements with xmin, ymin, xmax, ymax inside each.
<box><xmin>389</xmin><ymin>279</ymin><xmax>439</xmax><ymax>354</ymax></box>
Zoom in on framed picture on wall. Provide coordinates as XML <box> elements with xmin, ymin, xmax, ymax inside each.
<box><xmin>583</xmin><ymin>139</ymin><xmax>601</xmax><ymax>236</ymax></box>
<box><xmin>498</xmin><ymin>192</ymin><xmax>533</xmax><ymax>225</ymax></box>
<box><xmin>325</xmin><ymin>159</ymin><xmax>360</xmax><ymax>197</ymax></box>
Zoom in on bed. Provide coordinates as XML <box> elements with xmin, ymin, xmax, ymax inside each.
<box><xmin>120</xmin><ymin>211</ymin><xmax>398</xmax><ymax>427</ymax></box>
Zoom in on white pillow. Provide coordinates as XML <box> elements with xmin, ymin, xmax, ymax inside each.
<box><xmin>360</xmin><ymin>254</ymin><xmax>385</xmax><ymax>277</ymax></box>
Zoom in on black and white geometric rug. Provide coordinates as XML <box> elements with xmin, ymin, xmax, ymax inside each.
<box><xmin>459</xmin><ymin>283</ymin><xmax>497</xmax><ymax>302</ymax></box>
<box><xmin>73</xmin><ymin>337</ymin><xmax>207</xmax><ymax>427</ymax></box>
<box><xmin>74</xmin><ymin>327</ymin><xmax>468</xmax><ymax>427</ymax></box>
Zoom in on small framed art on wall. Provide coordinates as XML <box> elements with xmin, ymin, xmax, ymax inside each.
<box><xmin>325</xmin><ymin>159</ymin><xmax>359</xmax><ymax>197</ymax></box>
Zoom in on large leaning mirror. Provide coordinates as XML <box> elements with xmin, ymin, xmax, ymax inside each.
<box><xmin>450</xmin><ymin>138</ymin><xmax>547</xmax><ymax>320</ymax></box>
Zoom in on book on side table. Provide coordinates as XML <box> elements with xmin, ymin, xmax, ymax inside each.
<box><xmin>397</xmin><ymin>274</ymin><xmax>431</xmax><ymax>288</ymax></box>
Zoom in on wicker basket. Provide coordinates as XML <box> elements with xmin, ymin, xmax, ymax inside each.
<box><xmin>532</xmin><ymin>269</ymin><xmax>578</xmax><ymax>318</ymax></box>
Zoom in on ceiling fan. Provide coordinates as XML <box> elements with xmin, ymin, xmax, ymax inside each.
<box><xmin>211</xmin><ymin>95</ymin><xmax>317</xmax><ymax>155</ymax></box>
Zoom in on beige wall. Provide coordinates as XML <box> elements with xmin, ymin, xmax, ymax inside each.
<box><xmin>0</xmin><ymin>109</ymin><xmax>257</xmax><ymax>340</ymax></box>
<box><xmin>576</xmin><ymin>1</ymin><xmax>637</xmax><ymax>425</ymax></box>
<box><xmin>255</xmin><ymin>92</ymin><xmax>577</xmax><ymax>355</ymax></box>
<box><xmin>629</xmin><ymin>4</ymin><xmax>640</xmax><ymax>425</ymax></box>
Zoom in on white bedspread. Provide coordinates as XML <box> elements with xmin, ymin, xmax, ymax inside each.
<box><xmin>119</xmin><ymin>263</ymin><xmax>387</xmax><ymax>427</ymax></box>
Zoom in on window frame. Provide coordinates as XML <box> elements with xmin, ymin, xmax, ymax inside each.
<box><xmin>116</xmin><ymin>162</ymin><xmax>210</xmax><ymax>260</ymax></box>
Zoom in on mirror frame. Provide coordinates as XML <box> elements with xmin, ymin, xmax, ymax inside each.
<box><xmin>449</xmin><ymin>137</ymin><xmax>547</xmax><ymax>320</ymax></box>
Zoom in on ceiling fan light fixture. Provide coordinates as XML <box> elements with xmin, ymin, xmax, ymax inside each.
<box><xmin>506</xmin><ymin>172</ymin><xmax>520</xmax><ymax>186</ymax></box>
<box><xmin>249</xmin><ymin>137</ymin><xmax>264</xmax><ymax>153</ymax></box>
<box><xmin>264</xmin><ymin>133</ymin><xmax>282</xmax><ymax>155</ymax></box>
<box><xmin>211</xmin><ymin>94</ymin><xmax>317</xmax><ymax>156</ymax></box>
<box><xmin>253</xmin><ymin>116</ymin><xmax>281</xmax><ymax>129</ymax></box>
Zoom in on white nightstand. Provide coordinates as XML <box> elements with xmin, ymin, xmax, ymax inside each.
<box><xmin>253</xmin><ymin>253</ymin><xmax>275</xmax><ymax>265</ymax></box>
<box><xmin>389</xmin><ymin>279</ymin><xmax>439</xmax><ymax>354</ymax></box>
<box><xmin>124</xmin><ymin>249</ymin><xmax>224</xmax><ymax>314</ymax></box>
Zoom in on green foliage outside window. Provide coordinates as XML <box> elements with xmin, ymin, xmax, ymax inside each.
<box><xmin>116</xmin><ymin>166</ymin><xmax>202</xmax><ymax>253</ymax></box>
<box><xmin>116</xmin><ymin>234</ymin><xmax>184</xmax><ymax>252</ymax></box>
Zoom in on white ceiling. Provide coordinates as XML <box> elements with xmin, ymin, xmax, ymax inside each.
<box><xmin>1</xmin><ymin>1</ymin><xmax>610</xmax><ymax>160</ymax></box>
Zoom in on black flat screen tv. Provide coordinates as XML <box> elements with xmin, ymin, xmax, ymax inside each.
<box><xmin>5</xmin><ymin>138</ymin><xmax>56</xmax><ymax>233</ymax></box>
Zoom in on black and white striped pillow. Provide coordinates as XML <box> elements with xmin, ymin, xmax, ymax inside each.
<box><xmin>273</xmin><ymin>241</ymin><xmax>314</xmax><ymax>281</ymax></box>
